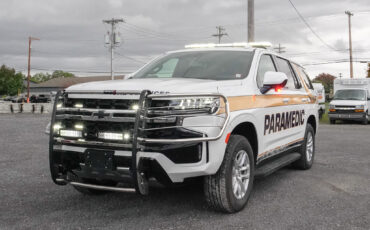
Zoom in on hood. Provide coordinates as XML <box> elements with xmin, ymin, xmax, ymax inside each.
<box><xmin>66</xmin><ymin>78</ymin><xmax>242</xmax><ymax>95</ymax></box>
<box><xmin>330</xmin><ymin>100</ymin><xmax>366</xmax><ymax>106</ymax></box>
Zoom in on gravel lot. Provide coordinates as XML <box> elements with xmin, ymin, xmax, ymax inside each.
<box><xmin>1</xmin><ymin>114</ymin><xmax>369</xmax><ymax>230</ymax></box>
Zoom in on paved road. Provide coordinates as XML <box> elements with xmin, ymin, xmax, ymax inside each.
<box><xmin>1</xmin><ymin>114</ymin><xmax>369</xmax><ymax>229</ymax></box>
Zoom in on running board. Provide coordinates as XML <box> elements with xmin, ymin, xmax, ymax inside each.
<box><xmin>255</xmin><ymin>152</ymin><xmax>301</xmax><ymax>178</ymax></box>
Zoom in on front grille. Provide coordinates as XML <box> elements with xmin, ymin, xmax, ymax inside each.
<box><xmin>52</xmin><ymin>91</ymin><xmax>206</xmax><ymax>149</ymax></box>
<box><xmin>335</xmin><ymin>105</ymin><xmax>355</xmax><ymax>109</ymax></box>
<box><xmin>334</xmin><ymin>109</ymin><xmax>356</xmax><ymax>114</ymax></box>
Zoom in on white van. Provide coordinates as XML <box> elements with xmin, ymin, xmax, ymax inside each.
<box><xmin>329</xmin><ymin>78</ymin><xmax>370</xmax><ymax>125</ymax></box>
<box><xmin>312</xmin><ymin>83</ymin><xmax>325</xmax><ymax>119</ymax></box>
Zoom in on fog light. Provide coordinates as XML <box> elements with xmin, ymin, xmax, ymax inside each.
<box><xmin>74</xmin><ymin>103</ymin><xmax>83</xmax><ymax>108</ymax></box>
<box><xmin>60</xmin><ymin>130</ymin><xmax>82</xmax><ymax>138</ymax></box>
<box><xmin>123</xmin><ymin>133</ymin><xmax>130</xmax><ymax>140</ymax></box>
<box><xmin>131</xmin><ymin>104</ymin><xmax>139</xmax><ymax>110</ymax></box>
<box><xmin>53</xmin><ymin>123</ymin><xmax>62</xmax><ymax>132</ymax></box>
<box><xmin>74</xmin><ymin>124</ymin><xmax>84</xmax><ymax>130</ymax></box>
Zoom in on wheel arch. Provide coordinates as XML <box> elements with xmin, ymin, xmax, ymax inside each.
<box><xmin>230</xmin><ymin>122</ymin><xmax>258</xmax><ymax>162</ymax></box>
<box><xmin>307</xmin><ymin>115</ymin><xmax>317</xmax><ymax>133</ymax></box>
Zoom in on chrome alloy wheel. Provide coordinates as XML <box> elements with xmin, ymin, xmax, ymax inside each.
<box><xmin>232</xmin><ymin>150</ymin><xmax>250</xmax><ymax>200</ymax></box>
<box><xmin>306</xmin><ymin>132</ymin><xmax>314</xmax><ymax>162</ymax></box>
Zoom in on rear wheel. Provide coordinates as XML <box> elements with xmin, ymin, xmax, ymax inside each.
<box><xmin>293</xmin><ymin>124</ymin><xmax>315</xmax><ymax>170</ymax></box>
<box><xmin>204</xmin><ymin>135</ymin><xmax>254</xmax><ymax>213</ymax></box>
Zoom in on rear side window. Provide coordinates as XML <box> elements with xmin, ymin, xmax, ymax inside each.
<box><xmin>302</xmin><ymin>70</ymin><xmax>314</xmax><ymax>90</ymax></box>
<box><xmin>256</xmin><ymin>55</ymin><xmax>276</xmax><ymax>88</ymax></box>
<box><xmin>275</xmin><ymin>57</ymin><xmax>300</xmax><ymax>89</ymax></box>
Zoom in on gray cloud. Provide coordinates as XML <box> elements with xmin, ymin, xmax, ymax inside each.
<box><xmin>0</xmin><ymin>0</ymin><xmax>369</xmax><ymax>77</ymax></box>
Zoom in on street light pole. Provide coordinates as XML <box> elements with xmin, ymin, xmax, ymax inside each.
<box><xmin>248</xmin><ymin>0</ymin><xmax>254</xmax><ymax>42</ymax></box>
<box><xmin>345</xmin><ymin>11</ymin><xmax>354</xmax><ymax>79</ymax></box>
<box><xmin>27</xmin><ymin>36</ymin><xmax>39</xmax><ymax>103</ymax></box>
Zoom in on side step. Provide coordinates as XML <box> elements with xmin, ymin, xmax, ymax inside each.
<box><xmin>55</xmin><ymin>178</ymin><xmax>136</xmax><ymax>193</ymax></box>
<box><xmin>70</xmin><ymin>182</ymin><xmax>136</xmax><ymax>193</ymax></box>
<box><xmin>255</xmin><ymin>152</ymin><xmax>301</xmax><ymax>178</ymax></box>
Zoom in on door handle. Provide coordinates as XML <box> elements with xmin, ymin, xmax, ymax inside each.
<box><xmin>283</xmin><ymin>98</ymin><xmax>290</xmax><ymax>103</ymax></box>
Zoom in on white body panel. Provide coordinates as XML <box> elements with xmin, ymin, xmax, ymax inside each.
<box><xmin>63</xmin><ymin>48</ymin><xmax>318</xmax><ymax>182</ymax></box>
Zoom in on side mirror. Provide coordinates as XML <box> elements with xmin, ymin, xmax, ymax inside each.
<box><xmin>260</xmin><ymin>71</ymin><xmax>288</xmax><ymax>94</ymax></box>
<box><xmin>124</xmin><ymin>73</ymin><xmax>133</xmax><ymax>80</ymax></box>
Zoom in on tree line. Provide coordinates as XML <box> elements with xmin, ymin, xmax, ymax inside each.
<box><xmin>0</xmin><ymin>65</ymin><xmax>75</xmax><ymax>96</ymax></box>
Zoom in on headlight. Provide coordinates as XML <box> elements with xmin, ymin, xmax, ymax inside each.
<box><xmin>168</xmin><ymin>97</ymin><xmax>220</xmax><ymax>114</ymax></box>
<box><xmin>329</xmin><ymin>104</ymin><xmax>335</xmax><ymax>110</ymax></box>
<box><xmin>355</xmin><ymin>105</ymin><xmax>364</xmax><ymax>109</ymax></box>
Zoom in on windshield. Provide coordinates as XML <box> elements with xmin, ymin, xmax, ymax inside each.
<box><xmin>132</xmin><ymin>51</ymin><xmax>254</xmax><ymax>80</ymax></box>
<box><xmin>333</xmin><ymin>89</ymin><xmax>366</xmax><ymax>101</ymax></box>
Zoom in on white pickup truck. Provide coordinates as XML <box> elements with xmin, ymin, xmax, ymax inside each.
<box><xmin>312</xmin><ymin>83</ymin><xmax>325</xmax><ymax>119</ymax></box>
<box><xmin>329</xmin><ymin>78</ymin><xmax>370</xmax><ymax>125</ymax></box>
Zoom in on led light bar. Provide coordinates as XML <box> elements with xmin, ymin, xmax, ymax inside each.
<box><xmin>98</xmin><ymin>132</ymin><xmax>130</xmax><ymax>141</ymax></box>
<box><xmin>185</xmin><ymin>42</ymin><xmax>272</xmax><ymax>49</ymax></box>
<box><xmin>60</xmin><ymin>130</ymin><xmax>82</xmax><ymax>138</ymax></box>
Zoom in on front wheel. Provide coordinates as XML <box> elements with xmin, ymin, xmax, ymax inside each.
<box><xmin>204</xmin><ymin>135</ymin><xmax>254</xmax><ymax>213</ymax></box>
<box><xmin>362</xmin><ymin>114</ymin><xmax>368</xmax><ymax>125</ymax></box>
<box><xmin>293</xmin><ymin>124</ymin><xmax>315</xmax><ymax>170</ymax></box>
<box><xmin>330</xmin><ymin>119</ymin><xmax>336</xmax><ymax>124</ymax></box>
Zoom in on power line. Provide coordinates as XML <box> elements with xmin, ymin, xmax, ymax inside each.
<box><xmin>115</xmin><ymin>52</ymin><xmax>147</xmax><ymax>64</ymax></box>
<box><xmin>288</xmin><ymin>0</ymin><xmax>338</xmax><ymax>51</ymax></box>
<box><xmin>303</xmin><ymin>59</ymin><xmax>369</xmax><ymax>66</ymax></box>
<box><xmin>31</xmin><ymin>67</ymin><xmax>132</xmax><ymax>74</ymax></box>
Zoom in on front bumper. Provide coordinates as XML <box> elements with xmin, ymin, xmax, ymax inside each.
<box><xmin>49</xmin><ymin>90</ymin><xmax>229</xmax><ymax>194</ymax></box>
<box><xmin>328</xmin><ymin>112</ymin><xmax>366</xmax><ymax>120</ymax></box>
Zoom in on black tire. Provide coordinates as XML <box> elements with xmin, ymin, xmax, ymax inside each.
<box><xmin>362</xmin><ymin>114</ymin><xmax>368</xmax><ymax>125</ymax></box>
<box><xmin>293</xmin><ymin>124</ymin><xmax>315</xmax><ymax>170</ymax></box>
<box><xmin>330</xmin><ymin>119</ymin><xmax>336</xmax><ymax>124</ymax></box>
<box><xmin>204</xmin><ymin>135</ymin><xmax>255</xmax><ymax>213</ymax></box>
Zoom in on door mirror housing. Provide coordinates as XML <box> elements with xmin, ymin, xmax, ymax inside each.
<box><xmin>124</xmin><ymin>73</ymin><xmax>134</xmax><ymax>80</ymax></box>
<box><xmin>260</xmin><ymin>71</ymin><xmax>288</xmax><ymax>94</ymax></box>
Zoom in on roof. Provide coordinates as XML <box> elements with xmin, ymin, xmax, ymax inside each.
<box><xmin>30</xmin><ymin>75</ymin><xmax>125</xmax><ymax>88</ymax></box>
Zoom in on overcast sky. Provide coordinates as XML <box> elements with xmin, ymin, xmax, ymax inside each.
<box><xmin>0</xmin><ymin>0</ymin><xmax>369</xmax><ymax>78</ymax></box>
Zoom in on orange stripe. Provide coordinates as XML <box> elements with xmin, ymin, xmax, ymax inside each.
<box><xmin>224</xmin><ymin>94</ymin><xmax>314</xmax><ymax>112</ymax></box>
<box><xmin>259</xmin><ymin>138</ymin><xmax>304</xmax><ymax>157</ymax></box>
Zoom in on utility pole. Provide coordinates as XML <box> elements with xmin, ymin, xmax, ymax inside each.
<box><xmin>248</xmin><ymin>0</ymin><xmax>254</xmax><ymax>42</ymax></box>
<box><xmin>274</xmin><ymin>43</ymin><xmax>286</xmax><ymax>54</ymax></box>
<box><xmin>27</xmin><ymin>36</ymin><xmax>39</xmax><ymax>103</ymax></box>
<box><xmin>212</xmin><ymin>26</ymin><xmax>228</xmax><ymax>43</ymax></box>
<box><xmin>103</xmin><ymin>18</ymin><xmax>124</xmax><ymax>80</ymax></box>
<box><xmin>345</xmin><ymin>11</ymin><xmax>354</xmax><ymax>78</ymax></box>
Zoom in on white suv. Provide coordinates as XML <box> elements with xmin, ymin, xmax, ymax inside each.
<box><xmin>48</xmin><ymin>43</ymin><xmax>319</xmax><ymax>213</ymax></box>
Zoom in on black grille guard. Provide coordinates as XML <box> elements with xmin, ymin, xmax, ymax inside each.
<box><xmin>49</xmin><ymin>89</ymin><xmax>230</xmax><ymax>194</ymax></box>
